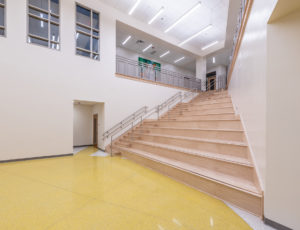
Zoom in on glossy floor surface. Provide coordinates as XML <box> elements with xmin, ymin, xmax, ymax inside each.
<box><xmin>0</xmin><ymin>147</ymin><xmax>252</xmax><ymax>230</ymax></box>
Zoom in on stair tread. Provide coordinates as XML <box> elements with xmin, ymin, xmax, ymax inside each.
<box><xmin>117</xmin><ymin>146</ymin><xmax>261</xmax><ymax>196</ymax></box>
<box><xmin>138</xmin><ymin>133</ymin><xmax>248</xmax><ymax>147</ymax></box>
<box><xmin>146</xmin><ymin>118</ymin><xmax>241</xmax><ymax>122</ymax></box>
<box><xmin>139</xmin><ymin>127</ymin><xmax>244</xmax><ymax>132</ymax></box>
<box><xmin>130</xmin><ymin>139</ymin><xmax>252</xmax><ymax>166</ymax></box>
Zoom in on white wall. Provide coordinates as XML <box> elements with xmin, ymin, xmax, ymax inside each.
<box><xmin>228</xmin><ymin>0</ymin><xmax>277</xmax><ymax>188</ymax></box>
<box><xmin>73</xmin><ymin>104</ymin><xmax>93</xmax><ymax>146</ymax></box>
<box><xmin>265</xmin><ymin>9</ymin><xmax>300</xmax><ymax>229</ymax></box>
<box><xmin>116</xmin><ymin>46</ymin><xmax>195</xmax><ymax>77</ymax></box>
<box><xmin>0</xmin><ymin>0</ymin><xmax>182</xmax><ymax>161</ymax></box>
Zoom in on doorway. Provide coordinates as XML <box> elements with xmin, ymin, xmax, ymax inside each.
<box><xmin>207</xmin><ymin>76</ymin><xmax>216</xmax><ymax>91</ymax></box>
<box><xmin>93</xmin><ymin>114</ymin><xmax>98</xmax><ymax>148</ymax></box>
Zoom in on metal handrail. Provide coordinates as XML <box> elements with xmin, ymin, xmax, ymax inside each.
<box><xmin>103</xmin><ymin>89</ymin><xmax>199</xmax><ymax>156</ymax></box>
<box><xmin>116</xmin><ymin>56</ymin><xmax>202</xmax><ymax>90</ymax></box>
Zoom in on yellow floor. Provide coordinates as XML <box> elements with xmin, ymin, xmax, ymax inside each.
<box><xmin>0</xmin><ymin>147</ymin><xmax>252</xmax><ymax>230</ymax></box>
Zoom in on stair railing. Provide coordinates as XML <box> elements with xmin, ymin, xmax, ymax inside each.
<box><xmin>103</xmin><ymin>88</ymin><xmax>199</xmax><ymax>156</ymax></box>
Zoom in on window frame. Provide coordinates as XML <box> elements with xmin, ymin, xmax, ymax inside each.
<box><xmin>27</xmin><ymin>0</ymin><xmax>61</xmax><ymax>50</ymax></box>
<box><xmin>0</xmin><ymin>0</ymin><xmax>6</xmax><ymax>37</ymax></box>
<box><xmin>75</xmin><ymin>2</ymin><xmax>100</xmax><ymax>61</ymax></box>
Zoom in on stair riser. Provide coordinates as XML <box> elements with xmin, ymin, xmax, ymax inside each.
<box><xmin>182</xmin><ymin>103</ymin><xmax>233</xmax><ymax>111</ymax></box>
<box><xmin>121</xmin><ymin>150</ymin><xmax>263</xmax><ymax>217</ymax></box>
<box><xmin>136</xmin><ymin>135</ymin><xmax>249</xmax><ymax>158</ymax></box>
<box><xmin>194</xmin><ymin>95</ymin><xmax>230</xmax><ymax>101</ymax></box>
<box><xmin>191</xmin><ymin>98</ymin><xmax>232</xmax><ymax>106</ymax></box>
<box><xmin>136</xmin><ymin>128</ymin><xmax>245</xmax><ymax>142</ymax></box>
<box><xmin>144</xmin><ymin>120</ymin><xmax>243</xmax><ymax>130</ymax></box>
<box><xmin>126</xmin><ymin>141</ymin><xmax>254</xmax><ymax>181</ymax></box>
<box><xmin>167</xmin><ymin>108</ymin><xmax>235</xmax><ymax>116</ymax></box>
<box><xmin>173</xmin><ymin>114</ymin><xmax>238</xmax><ymax>121</ymax></box>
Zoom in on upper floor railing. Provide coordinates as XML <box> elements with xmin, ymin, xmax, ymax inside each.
<box><xmin>116</xmin><ymin>56</ymin><xmax>202</xmax><ymax>90</ymax></box>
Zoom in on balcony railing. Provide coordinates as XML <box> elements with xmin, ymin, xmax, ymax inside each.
<box><xmin>116</xmin><ymin>56</ymin><xmax>202</xmax><ymax>90</ymax></box>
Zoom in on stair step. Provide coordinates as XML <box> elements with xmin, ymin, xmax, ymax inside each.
<box><xmin>117</xmin><ymin>146</ymin><xmax>260</xmax><ymax>195</ymax></box>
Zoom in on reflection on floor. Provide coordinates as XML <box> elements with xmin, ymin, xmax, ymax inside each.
<box><xmin>0</xmin><ymin>147</ymin><xmax>253</xmax><ymax>230</ymax></box>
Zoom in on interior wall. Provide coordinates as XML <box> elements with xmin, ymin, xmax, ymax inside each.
<box><xmin>116</xmin><ymin>46</ymin><xmax>195</xmax><ymax>77</ymax></box>
<box><xmin>228</xmin><ymin>0</ymin><xmax>277</xmax><ymax>188</ymax></box>
<box><xmin>0</xmin><ymin>0</ymin><xmax>182</xmax><ymax>161</ymax></box>
<box><xmin>73</xmin><ymin>104</ymin><xmax>93</xmax><ymax>147</ymax></box>
<box><xmin>265</xmin><ymin>9</ymin><xmax>300</xmax><ymax>229</ymax></box>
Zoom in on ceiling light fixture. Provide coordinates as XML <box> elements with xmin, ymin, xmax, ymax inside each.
<box><xmin>212</xmin><ymin>57</ymin><xmax>215</xmax><ymax>63</ymax></box>
<box><xmin>129</xmin><ymin>0</ymin><xmax>142</xmax><ymax>15</ymax></box>
<box><xmin>122</xmin><ymin>35</ymin><xmax>132</xmax><ymax>45</ymax></box>
<box><xmin>179</xmin><ymin>25</ymin><xmax>213</xmax><ymax>46</ymax></box>
<box><xmin>143</xmin><ymin>44</ymin><xmax>152</xmax><ymax>52</ymax></box>
<box><xmin>160</xmin><ymin>51</ymin><xmax>170</xmax><ymax>58</ymax></box>
<box><xmin>174</xmin><ymin>57</ymin><xmax>185</xmax><ymax>63</ymax></box>
<box><xmin>148</xmin><ymin>7</ymin><xmax>165</xmax><ymax>25</ymax></box>
<box><xmin>165</xmin><ymin>2</ymin><xmax>201</xmax><ymax>33</ymax></box>
<box><xmin>202</xmin><ymin>41</ymin><xmax>219</xmax><ymax>50</ymax></box>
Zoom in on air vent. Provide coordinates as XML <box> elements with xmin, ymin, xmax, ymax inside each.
<box><xmin>150</xmin><ymin>50</ymin><xmax>156</xmax><ymax>55</ymax></box>
<box><xmin>136</xmin><ymin>40</ymin><xmax>144</xmax><ymax>44</ymax></box>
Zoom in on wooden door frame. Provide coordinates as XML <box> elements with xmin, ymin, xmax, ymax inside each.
<box><xmin>93</xmin><ymin>114</ymin><xmax>98</xmax><ymax>148</ymax></box>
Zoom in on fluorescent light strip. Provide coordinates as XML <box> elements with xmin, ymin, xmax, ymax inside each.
<box><xmin>174</xmin><ymin>57</ymin><xmax>185</xmax><ymax>63</ymax></box>
<box><xmin>202</xmin><ymin>41</ymin><xmax>219</xmax><ymax>50</ymax></box>
<box><xmin>179</xmin><ymin>25</ymin><xmax>213</xmax><ymax>46</ymax></box>
<box><xmin>212</xmin><ymin>57</ymin><xmax>215</xmax><ymax>63</ymax></box>
<box><xmin>122</xmin><ymin>36</ymin><xmax>132</xmax><ymax>45</ymax></box>
<box><xmin>143</xmin><ymin>44</ymin><xmax>152</xmax><ymax>52</ymax></box>
<box><xmin>129</xmin><ymin>0</ymin><xmax>142</xmax><ymax>15</ymax></box>
<box><xmin>160</xmin><ymin>51</ymin><xmax>170</xmax><ymax>58</ymax></box>
<box><xmin>165</xmin><ymin>2</ymin><xmax>201</xmax><ymax>33</ymax></box>
<box><xmin>148</xmin><ymin>7</ymin><xmax>165</xmax><ymax>25</ymax></box>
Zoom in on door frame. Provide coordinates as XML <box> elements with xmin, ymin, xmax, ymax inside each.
<box><xmin>93</xmin><ymin>114</ymin><xmax>98</xmax><ymax>148</ymax></box>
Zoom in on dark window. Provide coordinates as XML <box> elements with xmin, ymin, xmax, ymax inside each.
<box><xmin>76</xmin><ymin>4</ymin><xmax>100</xmax><ymax>60</ymax></box>
<box><xmin>28</xmin><ymin>0</ymin><xmax>60</xmax><ymax>50</ymax></box>
<box><xmin>0</xmin><ymin>0</ymin><xmax>5</xmax><ymax>36</ymax></box>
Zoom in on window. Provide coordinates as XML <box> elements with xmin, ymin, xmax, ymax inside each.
<box><xmin>0</xmin><ymin>0</ymin><xmax>5</xmax><ymax>36</ymax></box>
<box><xmin>76</xmin><ymin>4</ymin><xmax>100</xmax><ymax>60</ymax></box>
<box><xmin>27</xmin><ymin>0</ymin><xmax>60</xmax><ymax>50</ymax></box>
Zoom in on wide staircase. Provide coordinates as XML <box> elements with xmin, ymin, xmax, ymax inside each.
<box><xmin>112</xmin><ymin>91</ymin><xmax>263</xmax><ymax>217</ymax></box>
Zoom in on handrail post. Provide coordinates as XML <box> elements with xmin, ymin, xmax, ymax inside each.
<box><xmin>110</xmin><ymin>135</ymin><xmax>113</xmax><ymax>157</ymax></box>
<box><xmin>157</xmin><ymin>106</ymin><xmax>160</xmax><ymax>120</ymax></box>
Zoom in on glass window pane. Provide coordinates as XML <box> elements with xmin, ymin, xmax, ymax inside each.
<box><xmin>76</xmin><ymin>32</ymin><xmax>90</xmax><ymax>51</ymax></box>
<box><xmin>0</xmin><ymin>28</ymin><xmax>4</xmax><ymax>36</ymax></box>
<box><xmin>50</xmin><ymin>23</ymin><xmax>59</xmax><ymax>42</ymax></box>
<box><xmin>29</xmin><ymin>0</ymin><xmax>48</xmax><ymax>11</ymax></box>
<box><xmin>76</xmin><ymin>5</ymin><xmax>91</xmax><ymax>27</ymax></box>
<box><xmin>28</xmin><ymin>36</ymin><xmax>48</xmax><ymax>47</ymax></box>
<box><xmin>51</xmin><ymin>42</ymin><xmax>59</xmax><ymax>50</ymax></box>
<box><xmin>0</xmin><ymin>6</ymin><xmax>4</xmax><ymax>27</ymax></box>
<box><xmin>50</xmin><ymin>15</ymin><xmax>59</xmax><ymax>23</ymax></box>
<box><xmin>29</xmin><ymin>8</ymin><xmax>48</xmax><ymax>19</ymax></box>
<box><xmin>93</xmin><ymin>54</ymin><xmax>99</xmax><ymax>60</ymax></box>
<box><xmin>92</xmin><ymin>37</ymin><xmax>99</xmax><ymax>53</ymax></box>
<box><xmin>76</xmin><ymin>49</ymin><xmax>90</xmax><ymax>57</ymax></box>
<box><xmin>93</xmin><ymin>30</ymin><xmax>99</xmax><ymax>37</ymax></box>
<box><xmin>92</xmin><ymin>12</ymin><xmax>99</xmax><ymax>29</ymax></box>
<box><xmin>29</xmin><ymin>16</ymin><xmax>48</xmax><ymax>38</ymax></box>
<box><xmin>50</xmin><ymin>0</ymin><xmax>59</xmax><ymax>15</ymax></box>
<box><xmin>76</xmin><ymin>24</ymin><xmax>90</xmax><ymax>34</ymax></box>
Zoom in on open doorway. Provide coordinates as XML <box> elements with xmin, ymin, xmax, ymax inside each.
<box><xmin>73</xmin><ymin>101</ymin><xmax>105</xmax><ymax>151</ymax></box>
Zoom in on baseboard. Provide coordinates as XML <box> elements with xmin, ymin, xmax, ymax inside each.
<box><xmin>0</xmin><ymin>153</ymin><xmax>73</xmax><ymax>164</ymax></box>
<box><xmin>264</xmin><ymin>218</ymin><xmax>293</xmax><ymax>230</ymax></box>
<box><xmin>73</xmin><ymin>145</ymin><xmax>93</xmax><ymax>148</ymax></box>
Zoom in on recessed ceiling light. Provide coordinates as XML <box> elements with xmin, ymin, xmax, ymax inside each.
<box><xmin>202</xmin><ymin>41</ymin><xmax>219</xmax><ymax>50</ymax></box>
<box><xmin>212</xmin><ymin>57</ymin><xmax>215</xmax><ymax>63</ymax></box>
<box><xmin>160</xmin><ymin>51</ymin><xmax>170</xmax><ymax>58</ymax></box>
<box><xmin>174</xmin><ymin>57</ymin><xmax>185</xmax><ymax>63</ymax></box>
<box><xmin>143</xmin><ymin>44</ymin><xmax>152</xmax><ymax>52</ymax></box>
<box><xmin>129</xmin><ymin>0</ymin><xmax>142</xmax><ymax>15</ymax></box>
<box><xmin>122</xmin><ymin>35</ymin><xmax>132</xmax><ymax>45</ymax></box>
<box><xmin>179</xmin><ymin>25</ymin><xmax>213</xmax><ymax>46</ymax></box>
<box><xmin>165</xmin><ymin>2</ymin><xmax>201</xmax><ymax>33</ymax></box>
<box><xmin>148</xmin><ymin>7</ymin><xmax>165</xmax><ymax>25</ymax></box>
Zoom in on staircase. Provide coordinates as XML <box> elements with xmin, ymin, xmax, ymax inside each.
<box><xmin>112</xmin><ymin>91</ymin><xmax>263</xmax><ymax>217</ymax></box>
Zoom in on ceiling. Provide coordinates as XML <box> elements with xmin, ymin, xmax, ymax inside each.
<box><xmin>100</xmin><ymin>0</ymin><xmax>230</xmax><ymax>54</ymax></box>
<box><xmin>116</xmin><ymin>22</ymin><xmax>197</xmax><ymax>72</ymax></box>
